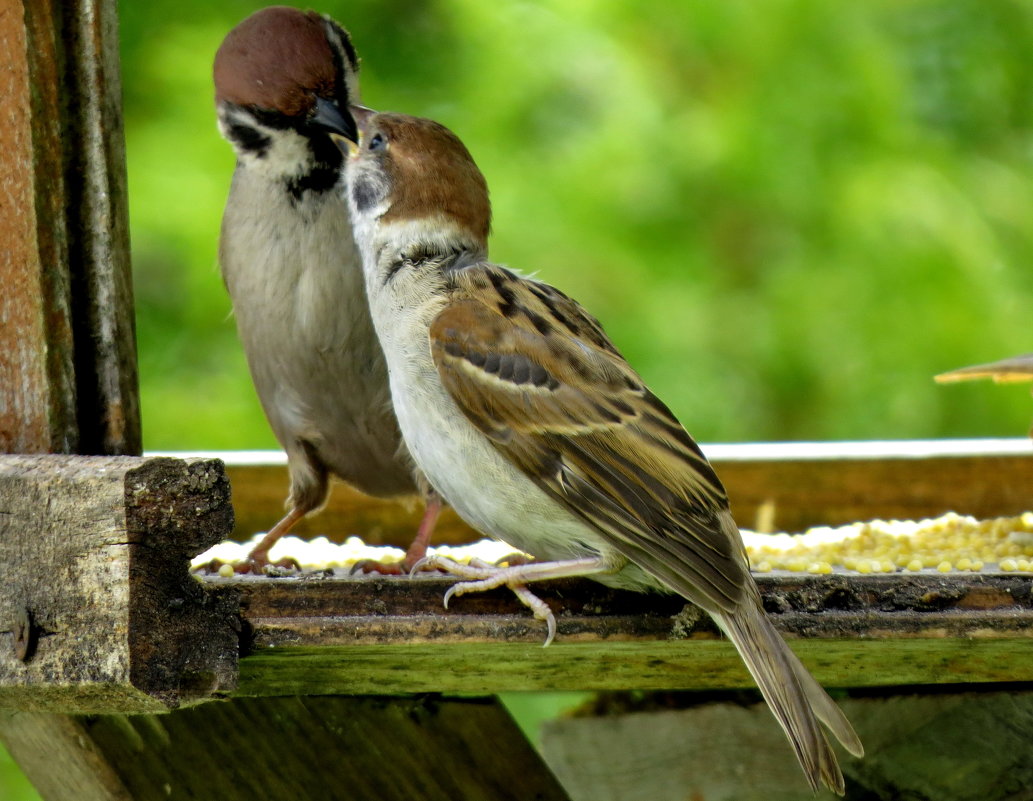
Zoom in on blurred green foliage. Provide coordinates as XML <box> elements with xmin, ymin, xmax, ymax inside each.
<box><xmin>122</xmin><ymin>0</ymin><xmax>1033</xmax><ymax>451</ymax></box>
<box><xmin>4</xmin><ymin>1</ymin><xmax>1033</xmax><ymax>793</ymax></box>
<box><xmin>0</xmin><ymin>745</ymin><xmax>39</xmax><ymax>801</ymax></box>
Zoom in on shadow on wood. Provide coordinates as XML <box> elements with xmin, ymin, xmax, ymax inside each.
<box><xmin>539</xmin><ymin>687</ymin><xmax>1033</xmax><ymax>801</ymax></box>
<box><xmin>0</xmin><ymin>696</ymin><xmax>571</xmax><ymax>801</ymax></box>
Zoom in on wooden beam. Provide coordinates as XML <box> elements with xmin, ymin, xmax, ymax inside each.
<box><xmin>539</xmin><ymin>688</ymin><xmax>1033</xmax><ymax>801</ymax></box>
<box><xmin>0</xmin><ymin>445</ymin><xmax>1027</xmax><ymax>711</ymax></box>
<box><xmin>181</xmin><ymin>440</ymin><xmax>1033</xmax><ymax>543</ymax></box>
<box><xmin>216</xmin><ymin>572</ymin><xmax>1033</xmax><ymax>696</ymax></box>
<box><xmin>0</xmin><ymin>696</ymin><xmax>571</xmax><ymax>801</ymax></box>
<box><xmin>710</xmin><ymin>439</ymin><xmax>1033</xmax><ymax>534</ymax></box>
<box><xmin>0</xmin><ymin>0</ymin><xmax>139</xmax><ymax>457</ymax></box>
<box><xmin>0</xmin><ymin>455</ymin><xmax>238</xmax><ymax>713</ymax></box>
<box><xmin>0</xmin><ymin>0</ymin><xmax>78</xmax><ymax>453</ymax></box>
<box><xmin>0</xmin><ymin>713</ymin><xmax>132</xmax><ymax>801</ymax></box>
<box><xmin>62</xmin><ymin>0</ymin><xmax>139</xmax><ymax>456</ymax></box>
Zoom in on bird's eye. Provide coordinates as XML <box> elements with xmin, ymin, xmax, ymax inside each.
<box><xmin>369</xmin><ymin>133</ymin><xmax>386</xmax><ymax>151</ymax></box>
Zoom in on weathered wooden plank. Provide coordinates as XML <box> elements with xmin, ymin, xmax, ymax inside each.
<box><xmin>235</xmin><ymin>639</ymin><xmax>1033</xmax><ymax>697</ymax></box>
<box><xmin>539</xmin><ymin>689</ymin><xmax>1033</xmax><ymax>801</ymax></box>
<box><xmin>62</xmin><ymin>0</ymin><xmax>139</xmax><ymax>456</ymax></box>
<box><xmin>0</xmin><ymin>696</ymin><xmax>571</xmax><ymax>801</ymax></box>
<box><xmin>0</xmin><ymin>455</ymin><xmax>238</xmax><ymax>713</ymax></box>
<box><xmin>0</xmin><ymin>0</ymin><xmax>139</xmax><ymax>457</ymax></box>
<box><xmin>182</xmin><ymin>440</ymin><xmax>1033</xmax><ymax>543</ymax></box>
<box><xmin>0</xmin><ymin>712</ymin><xmax>132</xmax><ymax>801</ymax></box>
<box><xmin>215</xmin><ymin>572</ymin><xmax>1033</xmax><ymax>695</ymax></box>
<box><xmin>230</xmin><ymin>571</ymin><xmax>1033</xmax><ymax>643</ymax></box>
<box><xmin>711</xmin><ymin>439</ymin><xmax>1033</xmax><ymax>534</ymax></box>
<box><xmin>0</xmin><ymin>0</ymin><xmax>78</xmax><ymax>454</ymax></box>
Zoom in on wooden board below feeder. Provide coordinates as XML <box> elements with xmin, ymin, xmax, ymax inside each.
<box><xmin>214</xmin><ymin>571</ymin><xmax>1033</xmax><ymax>696</ymax></box>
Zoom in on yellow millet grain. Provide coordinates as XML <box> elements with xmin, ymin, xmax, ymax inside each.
<box><xmin>189</xmin><ymin>511</ymin><xmax>1033</xmax><ymax>577</ymax></box>
<box><xmin>740</xmin><ymin>512</ymin><xmax>1033</xmax><ymax>575</ymax></box>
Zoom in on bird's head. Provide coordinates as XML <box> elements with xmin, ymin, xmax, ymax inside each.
<box><xmin>214</xmin><ymin>6</ymin><xmax>359</xmax><ymax>184</ymax></box>
<box><xmin>337</xmin><ymin>108</ymin><xmax>491</xmax><ymax>263</ymax></box>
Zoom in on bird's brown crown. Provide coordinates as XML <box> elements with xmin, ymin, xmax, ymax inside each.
<box><xmin>370</xmin><ymin>114</ymin><xmax>491</xmax><ymax>246</ymax></box>
<box><xmin>214</xmin><ymin>6</ymin><xmax>339</xmax><ymax>117</ymax></box>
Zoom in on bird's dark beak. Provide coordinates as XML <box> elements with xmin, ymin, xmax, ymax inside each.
<box><xmin>311</xmin><ymin>96</ymin><xmax>358</xmax><ymax>143</ymax></box>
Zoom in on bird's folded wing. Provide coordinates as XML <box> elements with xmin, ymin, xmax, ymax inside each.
<box><xmin>429</xmin><ymin>266</ymin><xmax>748</xmax><ymax>611</ymax></box>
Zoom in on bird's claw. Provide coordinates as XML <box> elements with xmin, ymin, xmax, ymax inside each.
<box><xmin>196</xmin><ymin>555</ymin><xmax>300</xmax><ymax>576</ymax></box>
<box><xmin>417</xmin><ymin>554</ymin><xmax>558</xmax><ymax>645</ymax></box>
<box><xmin>350</xmin><ymin>557</ymin><xmax>407</xmax><ymax>576</ymax></box>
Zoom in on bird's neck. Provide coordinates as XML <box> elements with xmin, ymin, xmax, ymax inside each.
<box><xmin>356</xmin><ymin>217</ymin><xmax>484</xmax><ymax>353</ymax></box>
<box><xmin>360</xmin><ymin>217</ymin><xmax>485</xmax><ymax>293</ymax></box>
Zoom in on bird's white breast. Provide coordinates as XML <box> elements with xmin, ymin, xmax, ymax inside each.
<box><xmin>366</xmin><ymin>278</ymin><xmax>610</xmax><ymax>562</ymax></box>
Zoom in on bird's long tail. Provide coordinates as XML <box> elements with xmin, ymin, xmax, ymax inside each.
<box><xmin>715</xmin><ymin>598</ymin><xmax>864</xmax><ymax>795</ymax></box>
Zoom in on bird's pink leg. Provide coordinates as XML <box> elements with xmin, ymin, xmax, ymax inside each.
<box><xmin>199</xmin><ymin>505</ymin><xmax>306</xmax><ymax>575</ymax></box>
<box><xmin>403</xmin><ymin>491</ymin><xmax>443</xmax><ymax>569</ymax></box>
<box><xmin>353</xmin><ymin>491</ymin><xmax>444</xmax><ymax>575</ymax></box>
<box><xmin>243</xmin><ymin>506</ymin><xmax>306</xmax><ymax>571</ymax></box>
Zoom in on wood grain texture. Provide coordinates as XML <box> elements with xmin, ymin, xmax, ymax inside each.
<box><xmin>0</xmin><ymin>0</ymin><xmax>139</xmax><ymax>457</ymax></box>
<box><xmin>0</xmin><ymin>712</ymin><xmax>132</xmax><ymax>801</ymax></box>
<box><xmin>0</xmin><ymin>696</ymin><xmax>571</xmax><ymax>801</ymax></box>
<box><xmin>0</xmin><ymin>455</ymin><xmax>238</xmax><ymax>713</ymax></box>
<box><xmin>540</xmin><ymin>689</ymin><xmax>1033</xmax><ymax>801</ymax></box>
<box><xmin>207</xmin><ymin>440</ymin><xmax>1033</xmax><ymax>543</ymax></box>
<box><xmin>0</xmin><ymin>0</ymin><xmax>78</xmax><ymax>453</ymax></box>
<box><xmin>215</xmin><ymin>572</ymin><xmax>1033</xmax><ymax>695</ymax></box>
<box><xmin>63</xmin><ymin>0</ymin><xmax>140</xmax><ymax>456</ymax></box>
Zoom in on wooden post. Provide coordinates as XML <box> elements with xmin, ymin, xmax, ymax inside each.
<box><xmin>0</xmin><ymin>0</ymin><xmax>139</xmax><ymax>456</ymax></box>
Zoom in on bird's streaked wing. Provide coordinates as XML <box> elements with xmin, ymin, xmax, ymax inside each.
<box><xmin>430</xmin><ymin>264</ymin><xmax>749</xmax><ymax>612</ymax></box>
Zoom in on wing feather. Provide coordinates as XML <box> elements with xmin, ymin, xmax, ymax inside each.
<box><xmin>430</xmin><ymin>265</ymin><xmax>749</xmax><ymax>612</ymax></box>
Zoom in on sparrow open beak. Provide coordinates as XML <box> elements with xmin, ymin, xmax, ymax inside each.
<box><xmin>329</xmin><ymin>105</ymin><xmax>377</xmax><ymax>156</ymax></box>
<box><xmin>311</xmin><ymin>96</ymin><xmax>358</xmax><ymax>144</ymax></box>
<box><xmin>348</xmin><ymin>104</ymin><xmax>376</xmax><ymax>136</ymax></box>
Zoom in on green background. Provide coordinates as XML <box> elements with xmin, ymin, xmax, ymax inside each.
<box><xmin>3</xmin><ymin>0</ymin><xmax>1032</xmax><ymax>796</ymax></box>
<box><xmin>126</xmin><ymin>0</ymin><xmax>1033</xmax><ymax>451</ymax></box>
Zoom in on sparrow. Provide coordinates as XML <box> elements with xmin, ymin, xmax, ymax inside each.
<box><xmin>212</xmin><ymin>7</ymin><xmax>440</xmax><ymax>571</ymax></box>
<box><xmin>936</xmin><ymin>353</ymin><xmax>1033</xmax><ymax>436</ymax></box>
<box><xmin>335</xmin><ymin>107</ymin><xmax>863</xmax><ymax>794</ymax></box>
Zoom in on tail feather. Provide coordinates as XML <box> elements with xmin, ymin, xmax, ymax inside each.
<box><xmin>788</xmin><ymin>646</ymin><xmax>864</xmax><ymax>758</ymax></box>
<box><xmin>715</xmin><ymin>600</ymin><xmax>860</xmax><ymax>795</ymax></box>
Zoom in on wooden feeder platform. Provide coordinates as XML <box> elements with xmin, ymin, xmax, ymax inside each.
<box><xmin>2</xmin><ymin>1</ymin><xmax>1033</xmax><ymax>797</ymax></box>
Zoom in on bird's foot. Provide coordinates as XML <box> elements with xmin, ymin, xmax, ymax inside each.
<box><xmin>412</xmin><ymin>554</ymin><xmax>610</xmax><ymax>646</ymax></box>
<box><xmin>197</xmin><ymin>554</ymin><xmax>301</xmax><ymax>576</ymax></box>
<box><xmin>350</xmin><ymin>492</ymin><xmax>444</xmax><ymax>575</ymax></box>
<box><xmin>349</xmin><ymin>555</ymin><xmax>445</xmax><ymax>576</ymax></box>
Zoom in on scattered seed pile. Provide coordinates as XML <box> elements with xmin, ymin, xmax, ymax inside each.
<box><xmin>743</xmin><ymin>511</ymin><xmax>1033</xmax><ymax>574</ymax></box>
<box><xmin>193</xmin><ymin>511</ymin><xmax>1033</xmax><ymax>577</ymax></box>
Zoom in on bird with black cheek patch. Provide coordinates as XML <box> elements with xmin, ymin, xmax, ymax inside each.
<box><xmin>334</xmin><ymin>107</ymin><xmax>863</xmax><ymax>794</ymax></box>
<box><xmin>212</xmin><ymin>7</ymin><xmax>441</xmax><ymax>572</ymax></box>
